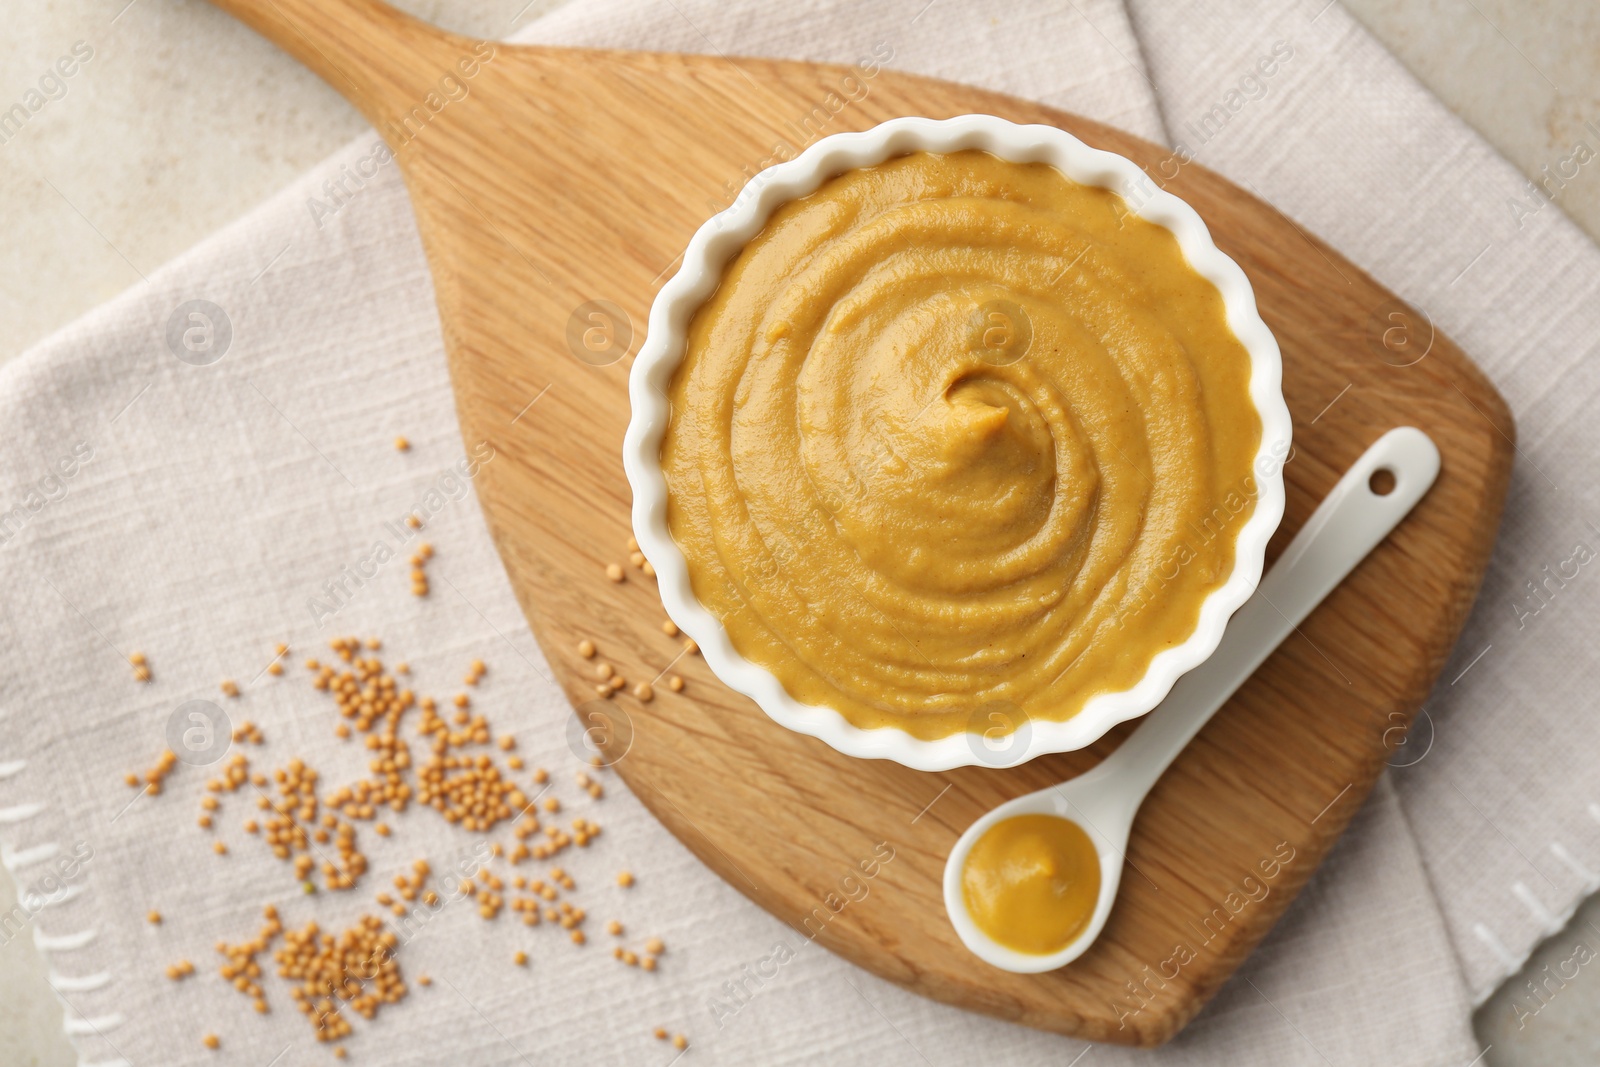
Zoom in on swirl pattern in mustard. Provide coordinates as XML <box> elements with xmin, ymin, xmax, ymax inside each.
<box><xmin>662</xmin><ymin>151</ymin><xmax>1262</xmax><ymax>740</ymax></box>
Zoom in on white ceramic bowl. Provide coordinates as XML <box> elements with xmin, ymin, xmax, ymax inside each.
<box><xmin>623</xmin><ymin>115</ymin><xmax>1291</xmax><ymax>772</ymax></box>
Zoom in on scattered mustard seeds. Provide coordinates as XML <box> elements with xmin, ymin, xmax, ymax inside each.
<box><xmin>605</xmin><ymin>563</ymin><xmax>624</xmax><ymax>583</ymax></box>
<box><xmin>133</xmin><ymin>748</ymin><xmax>179</xmax><ymax>795</ymax></box>
<box><xmin>276</xmin><ymin>913</ymin><xmax>406</xmax><ymax>1042</ymax></box>
<box><xmin>168</xmin><ymin>626</ymin><xmax>670</xmax><ymax>1046</ymax></box>
<box><xmin>394</xmin><ymin>436</ymin><xmax>410</xmax><ymax>452</ymax></box>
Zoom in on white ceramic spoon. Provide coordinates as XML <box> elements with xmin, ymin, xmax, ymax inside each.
<box><xmin>942</xmin><ymin>426</ymin><xmax>1441</xmax><ymax>973</ymax></box>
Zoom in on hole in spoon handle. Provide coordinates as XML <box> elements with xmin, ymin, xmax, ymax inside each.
<box><xmin>1107</xmin><ymin>427</ymin><xmax>1441</xmax><ymax>794</ymax></box>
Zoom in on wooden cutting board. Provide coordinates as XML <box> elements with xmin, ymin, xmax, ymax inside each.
<box><xmin>210</xmin><ymin>0</ymin><xmax>1515</xmax><ymax>1046</ymax></box>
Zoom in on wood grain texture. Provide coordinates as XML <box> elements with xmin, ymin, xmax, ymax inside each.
<box><xmin>207</xmin><ymin>0</ymin><xmax>1516</xmax><ymax>1046</ymax></box>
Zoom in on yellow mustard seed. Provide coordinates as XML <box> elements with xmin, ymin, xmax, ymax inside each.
<box><xmin>605</xmin><ymin>563</ymin><xmax>624</xmax><ymax>583</ymax></box>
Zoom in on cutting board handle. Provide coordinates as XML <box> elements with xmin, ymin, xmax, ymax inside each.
<box><xmin>206</xmin><ymin>0</ymin><xmax>486</xmax><ymax>134</ymax></box>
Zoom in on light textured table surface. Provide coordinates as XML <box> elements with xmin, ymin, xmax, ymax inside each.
<box><xmin>1</xmin><ymin>1</ymin><xmax>1595</xmax><ymax>1063</ymax></box>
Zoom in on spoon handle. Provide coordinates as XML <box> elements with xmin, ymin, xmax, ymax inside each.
<box><xmin>1101</xmin><ymin>427</ymin><xmax>1441</xmax><ymax>800</ymax></box>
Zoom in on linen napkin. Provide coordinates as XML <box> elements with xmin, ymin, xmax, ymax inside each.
<box><xmin>1</xmin><ymin>0</ymin><xmax>1586</xmax><ymax>1063</ymax></box>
